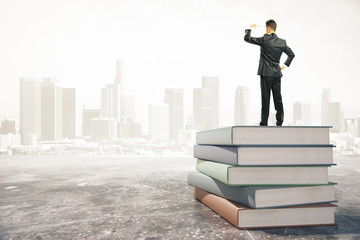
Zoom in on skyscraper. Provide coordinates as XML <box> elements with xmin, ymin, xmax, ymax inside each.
<box><xmin>193</xmin><ymin>76</ymin><xmax>219</xmax><ymax>130</ymax></box>
<box><xmin>149</xmin><ymin>104</ymin><xmax>169</xmax><ymax>141</ymax></box>
<box><xmin>121</xmin><ymin>94</ymin><xmax>135</xmax><ymax>119</ymax></box>
<box><xmin>234</xmin><ymin>86</ymin><xmax>250</xmax><ymax>125</ymax></box>
<box><xmin>328</xmin><ymin>102</ymin><xmax>343</xmax><ymax>132</ymax></box>
<box><xmin>1</xmin><ymin>119</ymin><xmax>16</xmax><ymax>134</ymax></box>
<box><xmin>82</xmin><ymin>108</ymin><xmax>103</xmax><ymax>136</ymax></box>
<box><xmin>113</xmin><ymin>59</ymin><xmax>123</xmax><ymax>121</ymax></box>
<box><xmin>101</xmin><ymin>59</ymin><xmax>132</xmax><ymax>128</ymax></box>
<box><xmin>90</xmin><ymin>118</ymin><xmax>117</xmax><ymax>142</ymax></box>
<box><xmin>62</xmin><ymin>88</ymin><xmax>76</xmax><ymax>139</ymax></box>
<box><xmin>19</xmin><ymin>78</ymin><xmax>42</xmax><ymax>144</ymax></box>
<box><xmin>41</xmin><ymin>78</ymin><xmax>62</xmax><ymax>141</ymax></box>
<box><xmin>293</xmin><ymin>101</ymin><xmax>311</xmax><ymax>125</ymax></box>
<box><xmin>344</xmin><ymin>118</ymin><xmax>357</xmax><ymax>136</ymax></box>
<box><xmin>321</xmin><ymin>89</ymin><xmax>335</xmax><ymax>126</ymax></box>
<box><xmin>101</xmin><ymin>84</ymin><xmax>115</xmax><ymax>119</ymax></box>
<box><xmin>164</xmin><ymin>88</ymin><xmax>184</xmax><ymax>140</ymax></box>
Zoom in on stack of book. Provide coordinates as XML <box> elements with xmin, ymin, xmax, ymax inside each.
<box><xmin>188</xmin><ymin>126</ymin><xmax>337</xmax><ymax>229</ymax></box>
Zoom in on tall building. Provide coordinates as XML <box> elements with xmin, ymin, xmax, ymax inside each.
<box><xmin>118</xmin><ymin>120</ymin><xmax>142</xmax><ymax>138</ymax></box>
<box><xmin>356</xmin><ymin>117</ymin><xmax>360</xmax><ymax>137</ymax></box>
<box><xmin>19</xmin><ymin>78</ymin><xmax>42</xmax><ymax>144</ymax></box>
<box><xmin>90</xmin><ymin>118</ymin><xmax>117</xmax><ymax>142</ymax></box>
<box><xmin>234</xmin><ymin>86</ymin><xmax>250</xmax><ymax>125</ymax></box>
<box><xmin>1</xmin><ymin>119</ymin><xmax>16</xmax><ymax>134</ymax></box>
<box><xmin>321</xmin><ymin>89</ymin><xmax>335</xmax><ymax>126</ymax></box>
<box><xmin>193</xmin><ymin>76</ymin><xmax>219</xmax><ymax>130</ymax></box>
<box><xmin>344</xmin><ymin>118</ymin><xmax>357</xmax><ymax>136</ymax></box>
<box><xmin>101</xmin><ymin>84</ymin><xmax>115</xmax><ymax>119</ymax></box>
<box><xmin>149</xmin><ymin>104</ymin><xmax>169</xmax><ymax>141</ymax></box>
<box><xmin>164</xmin><ymin>88</ymin><xmax>184</xmax><ymax>140</ymax></box>
<box><xmin>121</xmin><ymin>95</ymin><xmax>135</xmax><ymax>119</ymax></box>
<box><xmin>62</xmin><ymin>88</ymin><xmax>76</xmax><ymax>139</ymax></box>
<box><xmin>41</xmin><ymin>78</ymin><xmax>62</xmax><ymax>141</ymax></box>
<box><xmin>293</xmin><ymin>101</ymin><xmax>311</xmax><ymax>125</ymax></box>
<box><xmin>0</xmin><ymin>134</ymin><xmax>21</xmax><ymax>148</ymax></box>
<box><xmin>82</xmin><ymin>108</ymin><xmax>103</xmax><ymax>136</ymax></box>
<box><xmin>113</xmin><ymin>59</ymin><xmax>123</xmax><ymax>121</ymax></box>
<box><xmin>328</xmin><ymin>102</ymin><xmax>343</xmax><ymax>133</ymax></box>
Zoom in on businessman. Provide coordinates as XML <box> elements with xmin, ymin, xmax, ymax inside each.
<box><xmin>244</xmin><ymin>19</ymin><xmax>295</xmax><ymax>126</ymax></box>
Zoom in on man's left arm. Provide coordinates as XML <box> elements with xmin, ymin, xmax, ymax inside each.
<box><xmin>283</xmin><ymin>43</ymin><xmax>295</xmax><ymax>67</ymax></box>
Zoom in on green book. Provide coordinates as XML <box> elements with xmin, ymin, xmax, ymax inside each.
<box><xmin>196</xmin><ymin>159</ymin><xmax>332</xmax><ymax>186</ymax></box>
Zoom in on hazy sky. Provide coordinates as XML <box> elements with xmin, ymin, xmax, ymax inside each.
<box><xmin>1</xmin><ymin>0</ymin><xmax>360</xmax><ymax>125</ymax></box>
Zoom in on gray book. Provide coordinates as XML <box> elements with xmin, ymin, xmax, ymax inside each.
<box><xmin>187</xmin><ymin>171</ymin><xmax>337</xmax><ymax>209</ymax></box>
<box><xmin>196</xmin><ymin>126</ymin><xmax>331</xmax><ymax>145</ymax></box>
<box><xmin>193</xmin><ymin>144</ymin><xmax>334</xmax><ymax>166</ymax></box>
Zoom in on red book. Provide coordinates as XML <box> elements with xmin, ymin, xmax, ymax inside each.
<box><xmin>194</xmin><ymin>187</ymin><xmax>337</xmax><ymax>229</ymax></box>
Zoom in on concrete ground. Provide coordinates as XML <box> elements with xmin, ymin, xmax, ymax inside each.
<box><xmin>0</xmin><ymin>155</ymin><xmax>359</xmax><ymax>240</ymax></box>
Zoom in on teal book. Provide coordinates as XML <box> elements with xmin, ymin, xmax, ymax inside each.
<box><xmin>196</xmin><ymin>159</ymin><xmax>332</xmax><ymax>186</ymax></box>
<box><xmin>188</xmin><ymin>171</ymin><xmax>337</xmax><ymax>209</ymax></box>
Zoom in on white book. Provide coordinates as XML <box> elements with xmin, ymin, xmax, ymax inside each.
<box><xmin>196</xmin><ymin>126</ymin><xmax>330</xmax><ymax>145</ymax></box>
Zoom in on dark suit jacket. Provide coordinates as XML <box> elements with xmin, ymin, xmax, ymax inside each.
<box><xmin>244</xmin><ymin>29</ymin><xmax>295</xmax><ymax>77</ymax></box>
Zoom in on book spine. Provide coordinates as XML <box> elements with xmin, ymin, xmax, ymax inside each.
<box><xmin>196</xmin><ymin>159</ymin><xmax>230</xmax><ymax>184</ymax></box>
<box><xmin>193</xmin><ymin>145</ymin><xmax>238</xmax><ymax>165</ymax></box>
<box><xmin>196</xmin><ymin>127</ymin><xmax>233</xmax><ymax>145</ymax></box>
<box><xmin>193</xmin><ymin>187</ymin><xmax>240</xmax><ymax>228</ymax></box>
<box><xmin>187</xmin><ymin>171</ymin><xmax>255</xmax><ymax>208</ymax></box>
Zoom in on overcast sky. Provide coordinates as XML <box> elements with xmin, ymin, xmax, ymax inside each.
<box><xmin>1</xmin><ymin>0</ymin><xmax>359</xmax><ymax>125</ymax></box>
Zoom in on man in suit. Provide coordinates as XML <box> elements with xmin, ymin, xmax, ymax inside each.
<box><xmin>244</xmin><ymin>19</ymin><xmax>295</xmax><ymax>126</ymax></box>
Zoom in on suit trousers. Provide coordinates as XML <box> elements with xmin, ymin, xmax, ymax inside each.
<box><xmin>260</xmin><ymin>76</ymin><xmax>284</xmax><ymax>126</ymax></box>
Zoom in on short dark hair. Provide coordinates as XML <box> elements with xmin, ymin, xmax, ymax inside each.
<box><xmin>266</xmin><ymin>19</ymin><xmax>277</xmax><ymax>31</ymax></box>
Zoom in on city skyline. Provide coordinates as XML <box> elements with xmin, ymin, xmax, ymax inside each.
<box><xmin>1</xmin><ymin>0</ymin><xmax>360</xmax><ymax>123</ymax></box>
<box><xmin>4</xmin><ymin>63</ymin><xmax>359</xmax><ymax>133</ymax></box>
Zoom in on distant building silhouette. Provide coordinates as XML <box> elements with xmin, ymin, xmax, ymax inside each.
<box><xmin>293</xmin><ymin>101</ymin><xmax>311</xmax><ymax>125</ymax></box>
<box><xmin>1</xmin><ymin>119</ymin><xmax>16</xmax><ymax>134</ymax></box>
<box><xmin>344</xmin><ymin>118</ymin><xmax>357</xmax><ymax>136</ymax></box>
<box><xmin>321</xmin><ymin>89</ymin><xmax>335</xmax><ymax>126</ymax></box>
<box><xmin>101</xmin><ymin>60</ymin><xmax>138</xmax><ymax>138</ymax></box>
<box><xmin>41</xmin><ymin>78</ymin><xmax>62</xmax><ymax>141</ymax></box>
<box><xmin>62</xmin><ymin>88</ymin><xmax>76</xmax><ymax>139</ymax></box>
<box><xmin>328</xmin><ymin>102</ymin><xmax>343</xmax><ymax>132</ymax></box>
<box><xmin>234</xmin><ymin>86</ymin><xmax>250</xmax><ymax>125</ymax></box>
<box><xmin>164</xmin><ymin>88</ymin><xmax>184</xmax><ymax>140</ymax></box>
<box><xmin>23</xmin><ymin>133</ymin><xmax>38</xmax><ymax>147</ymax></box>
<box><xmin>0</xmin><ymin>134</ymin><xmax>21</xmax><ymax>148</ymax></box>
<box><xmin>113</xmin><ymin>59</ymin><xmax>122</xmax><ymax>122</ymax></box>
<box><xmin>118</xmin><ymin>119</ymin><xmax>142</xmax><ymax>138</ymax></box>
<box><xmin>101</xmin><ymin>84</ymin><xmax>115</xmax><ymax>119</ymax></box>
<box><xmin>82</xmin><ymin>108</ymin><xmax>103</xmax><ymax>136</ymax></box>
<box><xmin>149</xmin><ymin>104</ymin><xmax>169</xmax><ymax>141</ymax></box>
<box><xmin>19</xmin><ymin>78</ymin><xmax>42</xmax><ymax>144</ymax></box>
<box><xmin>121</xmin><ymin>95</ymin><xmax>135</xmax><ymax>119</ymax></box>
<box><xmin>193</xmin><ymin>76</ymin><xmax>219</xmax><ymax>130</ymax></box>
<box><xmin>90</xmin><ymin>118</ymin><xmax>117</xmax><ymax>142</ymax></box>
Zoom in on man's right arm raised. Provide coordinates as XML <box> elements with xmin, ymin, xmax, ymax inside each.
<box><xmin>244</xmin><ymin>29</ymin><xmax>264</xmax><ymax>46</ymax></box>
